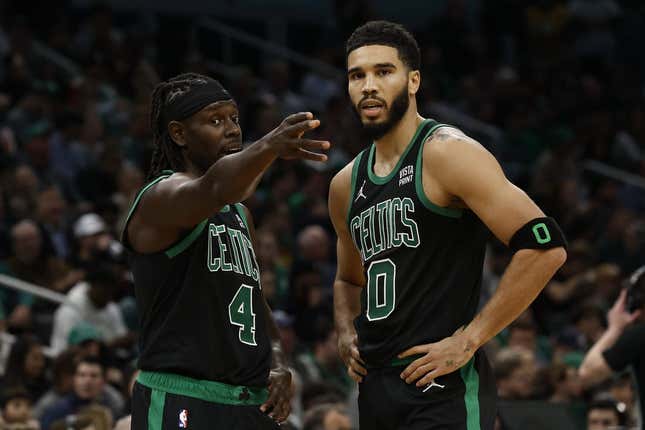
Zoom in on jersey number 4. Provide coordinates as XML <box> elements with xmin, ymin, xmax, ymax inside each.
<box><xmin>366</xmin><ymin>259</ymin><xmax>396</xmax><ymax>321</ymax></box>
<box><xmin>229</xmin><ymin>284</ymin><xmax>257</xmax><ymax>346</ymax></box>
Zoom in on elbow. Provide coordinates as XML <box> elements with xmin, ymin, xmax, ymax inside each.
<box><xmin>548</xmin><ymin>246</ymin><xmax>567</xmax><ymax>269</ymax></box>
<box><xmin>578</xmin><ymin>363</ymin><xmax>592</xmax><ymax>385</ymax></box>
<box><xmin>539</xmin><ymin>246</ymin><xmax>567</xmax><ymax>272</ymax></box>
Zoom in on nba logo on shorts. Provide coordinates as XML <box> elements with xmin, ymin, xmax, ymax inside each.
<box><xmin>178</xmin><ymin>409</ymin><xmax>189</xmax><ymax>428</ymax></box>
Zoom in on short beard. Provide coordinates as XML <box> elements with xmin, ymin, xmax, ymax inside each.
<box><xmin>356</xmin><ymin>85</ymin><xmax>410</xmax><ymax>141</ymax></box>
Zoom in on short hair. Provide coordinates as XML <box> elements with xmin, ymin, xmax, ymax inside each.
<box><xmin>303</xmin><ymin>403</ymin><xmax>348</xmax><ymax>430</ymax></box>
<box><xmin>587</xmin><ymin>398</ymin><xmax>625</xmax><ymax>426</ymax></box>
<box><xmin>86</xmin><ymin>265</ymin><xmax>118</xmax><ymax>287</ymax></box>
<box><xmin>74</xmin><ymin>356</ymin><xmax>105</xmax><ymax>376</ymax></box>
<box><xmin>1</xmin><ymin>386</ymin><xmax>31</xmax><ymax>408</ymax></box>
<box><xmin>494</xmin><ymin>348</ymin><xmax>530</xmax><ymax>381</ymax></box>
<box><xmin>346</xmin><ymin>20</ymin><xmax>420</xmax><ymax>70</ymax></box>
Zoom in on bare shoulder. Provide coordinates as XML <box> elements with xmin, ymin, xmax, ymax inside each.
<box><xmin>328</xmin><ymin>157</ymin><xmax>359</xmax><ymax>227</ymax></box>
<box><xmin>425</xmin><ymin>126</ymin><xmax>488</xmax><ymax>161</ymax></box>
<box><xmin>425</xmin><ymin>126</ymin><xmax>499</xmax><ymax>178</ymax></box>
<box><xmin>141</xmin><ymin>171</ymin><xmax>192</xmax><ymax>198</ymax></box>
<box><xmin>331</xmin><ymin>156</ymin><xmax>361</xmax><ymax>197</ymax></box>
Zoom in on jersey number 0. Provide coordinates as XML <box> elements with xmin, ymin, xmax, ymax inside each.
<box><xmin>366</xmin><ymin>259</ymin><xmax>397</xmax><ymax>321</ymax></box>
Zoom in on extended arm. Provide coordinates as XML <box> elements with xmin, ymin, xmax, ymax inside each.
<box><xmin>579</xmin><ymin>289</ymin><xmax>641</xmax><ymax>388</ymax></box>
<box><xmin>137</xmin><ymin>113</ymin><xmax>328</xmax><ymax>229</ymax></box>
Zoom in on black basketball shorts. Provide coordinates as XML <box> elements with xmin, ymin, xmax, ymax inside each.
<box><xmin>359</xmin><ymin>349</ymin><xmax>497</xmax><ymax>430</ymax></box>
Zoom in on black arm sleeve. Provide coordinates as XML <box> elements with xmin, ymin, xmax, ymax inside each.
<box><xmin>602</xmin><ymin>323</ymin><xmax>645</xmax><ymax>372</ymax></box>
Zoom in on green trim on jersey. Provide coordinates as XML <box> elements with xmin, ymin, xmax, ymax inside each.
<box><xmin>122</xmin><ymin>171</ymin><xmax>174</xmax><ymax>242</ymax></box>
<box><xmin>165</xmin><ymin>205</ymin><xmax>230</xmax><ymax>258</ymax></box>
<box><xmin>234</xmin><ymin>203</ymin><xmax>249</xmax><ymax>230</ymax></box>
<box><xmin>367</xmin><ymin>119</ymin><xmax>432</xmax><ymax>185</ymax></box>
<box><xmin>415</xmin><ymin>124</ymin><xmax>463</xmax><ymax>218</ymax></box>
<box><xmin>137</xmin><ymin>371</ymin><xmax>269</xmax><ymax>406</ymax></box>
<box><xmin>148</xmin><ymin>388</ymin><xmax>166</xmax><ymax>430</ymax></box>
<box><xmin>460</xmin><ymin>357</ymin><xmax>481</xmax><ymax>430</ymax></box>
<box><xmin>165</xmin><ymin>219</ymin><xmax>208</xmax><ymax>258</ymax></box>
<box><xmin>346</xmin><ymin>151</ymin><xmax>365</xmax><ymax>225</ymax></box>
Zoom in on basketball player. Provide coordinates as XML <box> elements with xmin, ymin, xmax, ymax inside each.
<box><xmin>328</xmin><ymin>21</ymin><xmax>567</xmax><ymax>429</ymax></box>
<box><xmin>122</xmin><ymin>73</ymin><xmax>329</xmax><ymax>429</ymax></box>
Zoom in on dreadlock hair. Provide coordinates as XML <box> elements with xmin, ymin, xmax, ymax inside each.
<box><xmin>147</xmin><ymin>73</ymin><xmax>214</xmax><ymax>180</ymax></box>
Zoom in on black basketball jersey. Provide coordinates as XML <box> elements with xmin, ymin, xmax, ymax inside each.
<box><xmin>346</xmin><ymin>119</ymin><xmax>489</xmax><ymax>367</ymax></box>
<box><xmin>122</xmin><ymin>171</ymin><xmax>271</xmax><ymax>387</ymax></box>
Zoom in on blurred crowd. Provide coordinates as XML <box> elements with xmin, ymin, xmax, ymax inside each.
<box><xmin>0</xmin><ymin>0</ymin><xmax>644</xmax><ymax>429</ymax></box>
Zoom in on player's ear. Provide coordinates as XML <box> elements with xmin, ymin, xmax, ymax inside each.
<box><xmin>408</xmin><ymin>70</ymin><xmax>420</xmax><ymax>96</ymax></box>
<box><xmin>168</xmin><ymin>121</ymin><xmax>187</xmax><ymax>148</ymax></box>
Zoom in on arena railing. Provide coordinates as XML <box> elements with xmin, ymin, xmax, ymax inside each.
<box><xmin>0</xmin><ymin>274</ymin><xmax>77</xmax><ymax>365</ymax></box>
<box><xmin>0</xmin><ymin>274</ymin><xmax>73</xmax><ymax>308</ymax></box>
<box><xmin>196</xmin><ymin>17</ymin><xmax>345</xmax><ymax>81</ymax></box>
<box><xmin>583</xmin><ymin>159</ymin><xmax>645</xmax><ymax>190</ymax></box>
<box><xmin>31</xmin><ymin>41</ymin><xmax>82</xmax><ymax>78</ymax></box>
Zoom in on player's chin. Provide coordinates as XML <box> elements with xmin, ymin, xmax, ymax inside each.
<box><xmin>361</xmin><ymin>112</ymin><xmax>387</xmax><ymax>124</ymax></box>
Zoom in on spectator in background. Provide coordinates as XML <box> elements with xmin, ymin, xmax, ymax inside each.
<box><xmin>289</xmin><ymin>262</ymin><xmax>330</xmax><ymax>343</ymax></box>
<box><xmin>33</xmin><ymin>348</ymin><xmax>124</xmax><ymax>424</ymax></box>
<box><xmin>572</xmin><ymin>304</ymin><xmax>606</xmax><ymax>350</ymax></box>
<box><xmin>35</xmin><ymin>186</ymin><xmax>70</xmax><ymax>260</ymax></box>
<box><xmin>303</xmin><ymin>403</ymin><xmax>351</xmax><ymax>430</ymax></box>
<box><xmin>48</xmin><ymin>110</ymin><xmax>89</xmax><ymax>198</ymax></box>
<box><xmin>579</xmin><ymin>269</ymin><xmax>645</xmax><ymax>420</ymax></box>
<box><xmin>0</xmin><ymin>386</ymin><xmax>40</xmax><ymax>430</ymax></box>
<box><xmin>295</xmin><ymin>320</ymin><xmax>352</xmax><ymax>398</ymax></box>
<box><xmin>506</xmin><ymin>317</ymin><xmax>550</xmax><ymax>366</ymax></box>
<box><xmin>33</xmin><ymin>349</ymin><xmax>78</xmax><ymax>419</ymax></box>
<box><xmin>548</xmin><ymin>354</ymin><xmax>584</xmax><ymax>404</ymax></box>
<box><xmin>5</xmin><ymin>164</ymin><xmax>40</xmax><ymax>223</ymax></box>
<box><xmin>0</xmin><ymin>220</ymin><xmax>77</xmax><ymax>330</ymax></box>
<box><xmin>259</xmin><ymin>60</ymin><xmax>306</xmax><ymax>116</ymax></box>
<box><xmin>586</xmin><ymin>398</ymin><xmax>624</xmax><ymax>430</ymax></box>
<box><xmin>70</xmin><ymin>213</ymin><xmax>124</xmax><ymax>271</ymax></box>
<box><xmin>75</xmin><ymin>145</ymin><xmax>122</xmax><ymax>208</ymax></box>
<box><xmin>1</xmin><ymin>335</ymin><xmax>48</xmax><ymax>402</ymax></box>
<box><xmin>606</xmin><ymin>374</ymin><xmax>637</xmax><ymax>427</ymax></box>
<box><xmin>256</xmin><ymin>229</ymin><xmax>290</xmax><ymax>309</ymax></box>
<box><xmin>50</xmin><ymin>266</ymin><xmax>128</xmax><ymax>355</ymax></box>
<box><xmin>296</xmin><ymin>225</ymin><xmax>335</xmax><ymax>289</ymax></box>
<box><xmin>494</xmin><ymin>347</ymin><xmax>536</xmax><ymax>400</ymax></box>
<box><xmin>65</xmin><ymin>323</ymin><xmax>105</xmax><ymax>360</ymax></box>
<box><xmin>39</xmin><ymin>357</ymin><xmax>119</xmax><ymax>430</ymax></box>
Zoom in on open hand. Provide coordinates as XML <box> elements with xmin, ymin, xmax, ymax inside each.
<box><xmin>608</xmin><ymin>288</ymin><xmax>641</xmax><ymax>333</ymax></box>
<box><xmin>263</xmin><ymin>112</ymin><xmax>330</xmax><ymax>162</ymax></box>
<box><xmin>399</xmin><ymin>328</ymin><xmax>475</xmax><ymax>387</ymax></box>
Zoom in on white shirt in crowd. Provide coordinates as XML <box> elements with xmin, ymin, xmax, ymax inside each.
<box><xmin>50</xmin><ymin>282</ymin><xmax>127</xmax><ymax>354</ymax></box>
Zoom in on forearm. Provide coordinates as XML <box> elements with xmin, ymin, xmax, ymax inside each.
<box><xmin>579</xmin><ymin>327</ymin><xmax>621</xmax><ymax>386</ymax></box>
<box><xmin>262</xmin><ymin>297</ymin><xmax>287</xmax><ymax>369</ymax></box>
<box><xmin>334</xmin><ymin>279</ymin><xmax>362</xmax><ymax>336</ymax></box>
<box><xmin>202</xmin><ymin>138</ymin><xmax>276</xmax><ymax>206</ymax></box>
<box><xmin>463</xmin><ymin>248</ymin><xmax>565</xmax><ymax>349</ymax></box>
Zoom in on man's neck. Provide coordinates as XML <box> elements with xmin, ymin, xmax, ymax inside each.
<box><xmin>373</xmin><ymin>107</ymin><xmax>424</xmax><ymax>162</ymax></box>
